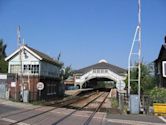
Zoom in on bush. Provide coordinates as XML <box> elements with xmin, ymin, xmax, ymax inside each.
<box><xmin>149</xmin><ymin>87</ymin><xmax>166</xmax><ymax>103</ymax></box>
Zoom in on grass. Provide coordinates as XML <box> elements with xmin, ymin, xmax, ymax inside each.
<box><xmin>110</xmin><ymin>97</ymin><xmax>118</xmax><ymax>108</ymax></box>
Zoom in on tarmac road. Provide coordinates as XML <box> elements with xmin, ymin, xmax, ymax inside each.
<box><xmin>0</xmin><ymin>104</ymin><xmax>20</xmax><ymax>114</ymax></box>
<box><xmin>0</xmin><ymin>99</ymin><xmax>166</xmax><ymax>125</ymax></box>
<box><xmin>0</xmin><ymin>104</ymin><xmax>21</xmax><ymax>125</ymax></box>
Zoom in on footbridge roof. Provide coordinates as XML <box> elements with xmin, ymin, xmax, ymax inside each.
<box><xmin>74</xmin><ymin>60</ymin><xmax>127</xmax><ymax>76</ymax></box>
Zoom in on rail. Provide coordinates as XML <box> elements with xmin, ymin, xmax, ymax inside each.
<box><xmin>84</xmin><ymin>92</ymin><xmax>109</xmax><ymax>125</ymax></box>
<box><xmin>52</xmin><ymin>92</ymin><xmax>105</xmax><ymax>125</ymax></box>
<box><xmin>2</xmin><ymin>91</ymin><xmax>98</xmax><ymax>125</ymax></box>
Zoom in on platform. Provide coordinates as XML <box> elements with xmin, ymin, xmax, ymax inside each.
<box><xmin>65</xmin><ymin>88</ymin><xmax>93</xmax><ymax>96</ymax></box>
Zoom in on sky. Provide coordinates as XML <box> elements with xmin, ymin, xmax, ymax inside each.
<box><xmin>0</xmin><ymin>0</ymin><xmax>166</xmax><ymax>69</ymax></box>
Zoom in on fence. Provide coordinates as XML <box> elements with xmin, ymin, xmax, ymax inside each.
<box><xmin>9</xmin><ymin>90</ymin><xmax>43</xmax><ymax>102</ymax></box>
<box><xmin>9</xmin><ymin>90</ymin><xmax>60</xmax><ymax>103</ymax></box>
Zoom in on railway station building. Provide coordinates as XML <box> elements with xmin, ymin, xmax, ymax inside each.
<box><xmin>5</xmin><ymin>44</ymin><xmax>63</xmax><ymax>102</ymax></box>
<box><xmin>65</xmin><ymin>60</ymin><xmax>127</xmax><ymax>90</ymax></box>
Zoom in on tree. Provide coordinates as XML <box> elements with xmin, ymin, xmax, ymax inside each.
<box><xmin>0</xmin><ymin>39</ymin><xmax>7</xmax><ymax>58</ymax></box>
<box><xmin>0</xmin><ymin>39</ymin><xmax>8</xmax><ymax>73</ymax></box>
<box><xmin>60</xmin><ymin>64</ymin><xmax>72</xmax><ymax>80</ymax></box>
<box><xmin>127</xmin><ymin>63</ymin><xmax>156</xmax><ymax>94</ymax></box>
<box><xmin>57</xmin><ymin>52</ymin><xmax>73</xmax><ymax>80</ymax></box>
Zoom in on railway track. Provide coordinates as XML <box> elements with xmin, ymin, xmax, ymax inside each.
<box><xmin>1</xmin><ymin>91</ymin><xmax>105</xmax><ymax>125</ymax></box>
<box><xmin>52</xmin><ymin>92</ymin><xmax>108</xmax><ymax>125</ymax></box>
<box><xmin>84</xmin><ymin>92</ymin><xmax>109</xmax><ymax>125</ymax></box>
<box><xmin>0</xmin><ymin>91</ymin><xmax>96</xmax><ymax>119</ymax></box>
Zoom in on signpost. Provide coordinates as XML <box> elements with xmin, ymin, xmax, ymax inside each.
<box><xmin>37</xmin><ymin>82</ymin><xmax>44</xmax><ymax>90</ymax></box>
<box><xmin>116</xmin><ymin>81</ymin><xmax>126</xmax><ymax>110</ymax></box>
<box><xmin>116</xmin><ymin>82</ymin><xmax>125</xmax><ymax>91</ymax></box>
<box><xmin>11</xmin><ymin>82</ymin><xmax>16</xmax><ymax>87</ymax></box>
<box><xmin>37</xmin><ymin>82</ymin><xmax>44</xmax><ymax>100</ymax></box>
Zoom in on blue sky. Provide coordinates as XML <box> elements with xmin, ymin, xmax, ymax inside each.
<box><xmin>0</xmin><ymin>0</ymin><xmax>166</xmax><ymax>69</ymax></box>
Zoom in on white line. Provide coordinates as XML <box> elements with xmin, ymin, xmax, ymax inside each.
<box><xmin>1</xmin><ymin>118</ymin><xmax>16</xmax><ymax>123</ymax></box>
<box><xmin>158</xmin><ymin>116</ymin><xmax>166</xmax><ymax>123</ymax></box>
<box><xmin>17</xmin><ymin>122</ymin><xmax>31</xmax><ymax>125</ymax></box>
<box><xmin>106</xmin><ymin>118</ymin><xmax>166</xmax><ymax>125</ymax></box>
<box><xmin>1</xmin><ymin>118</ymin><xmax>31</xmax><ymax>125</ymax></box>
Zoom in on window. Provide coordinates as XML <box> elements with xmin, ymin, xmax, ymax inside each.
<box><xmin>10</xmin><ymin>65</ymin><xmax>21</xmax><ymax>74</ymax></box>
<box><xmin>104</xmin><ymin>69</ymin><xmax>108</xmax><ymax>73</ymax></box>
<box><xmin>75</xmin><ymin>76</ymin><xmax>80</xmax><ymax>79</ymax></box>
<box><xmin>31</xmin><ymin>65</ymin><xmax>39</xmax><ymax>74</ymax></box>
<box><xmin>93</xmin><ymin>69</ymin><xmax>96</xmax><ymax>73</ymax></box>
<box><xmin>47</xmin><ymin>83</ymin><xmax>56</xmax><ymax>95</ymax></box>
<box><xmin>94</xmin><ymin>69</ymin><xmax>108</xmax><ymax>74</ymax></box>
<box><xmin>23</xmin><ymin>64</ymin><xmax>39</xmax><ymax>74</ymax></box>
<box><xmin>162</xmin><ymin>61</ymin><xmax>166</xmax><ymax>77</ymax></box>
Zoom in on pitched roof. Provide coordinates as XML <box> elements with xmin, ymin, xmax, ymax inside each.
<box><xmin>5</xmin><ymin>45</ymin><xmax>61</xmax><ymax>66</ymax></box>
<box><xmin>154</xmin><ymin>44</ymin><xmax>166</xmax><ymax>62</ymax></box>
<box><xmin>26</xmin><ymin>45</ymin><xmax>61</xmax><ymax>66</ymax></box>
<box><xmin>74</xmin><ymin>61</ymin><xmax>127</xmax><ymax>76</ymax></box>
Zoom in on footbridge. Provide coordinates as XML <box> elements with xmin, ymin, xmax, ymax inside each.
<box><xmin>74</xmin><ymin>60</ymin><xmax>127</xmax><ymax>89</ymax></box>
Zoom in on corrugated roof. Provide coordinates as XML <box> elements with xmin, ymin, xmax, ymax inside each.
<box><xmin>74</xmin><ymin>62</ymin><xmax>127</xmax><ymax>76</ymax></box>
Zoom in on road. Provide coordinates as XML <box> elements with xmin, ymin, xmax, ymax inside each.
<box><xmin>0</xmin><ymin>104</ymin><xmax>20</xmax><ymax>114</ymax></box>
<box><xmin>0</xmin><ymin>99</ymin><xmax>166</xmax><ymax>125</ymax></box>
<box><xmin>105</xmin><ymin>114</ymin><xmax>166</xmax><ymax>125</ymax></box>
<box><xmin>0</xmin><ymin>104</ymin><xmax>20</xmax><ymax>125</ymax></box>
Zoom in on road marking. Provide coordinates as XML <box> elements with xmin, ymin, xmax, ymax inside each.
<box><xmin>17</xmin><ymin>122</ymin><xmax>31</xmax><ymax>125</ymax></box>
<box><xmin>105</xmin><ymin>118</ymin><xmax>166</xmax><ymax>125</ymax></box>
<box><xmin>1</xmin><ymin>118</ymin><xmax>30</xmax><ymax>125</ymax></box>
<box><xmin>1</xmin><ymin>111</ymin><xmax>105</xmax><ymax>125</ymax></box>
<box><xmin>1</xmin><ymin>118</ymin><xmax>16</xmax><ymax>123</ymax></box>
<box><xmin>158</xmin><ymin>116</ymin><xmax>166</xmax><ymax>123</ymax></box>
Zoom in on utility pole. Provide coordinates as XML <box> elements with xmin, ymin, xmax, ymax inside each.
<box><xmin>138</xmin><ymin>0</ymin><xmax>142</xmax><ymax>107</ymax></box>
<box><xmin>128</xmin><ymin>0</ymin><xmax>142</xmax><ymax>112</ymax></box>
<box><xmin>17</xmin><ymin>25</ymin><xmax>23</xmax><ymax>101</ymax></box>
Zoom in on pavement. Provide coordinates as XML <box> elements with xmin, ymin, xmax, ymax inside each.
<box><xmin>0</xmin><ymin>99</ymin><xmax>39</xmax><ymax>109</ymax></box>
<box><xmin>0</xmin><ymin>98</ymin><xmax>166</xmax><ymax>125</ymax></box>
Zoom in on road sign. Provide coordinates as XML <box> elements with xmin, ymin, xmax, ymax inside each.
<box><xmin>37</xmin><ymin>82</ymin><xmax>44</xmax><ymax>90</ymax></box>
<box><xmin>116</xmin><ymin>82</ymin><xmax>125</xmax><ymax>91</ymax></box>
<box><xmin>11</xmin><ymin>82</ymin><xmax>16</xmax><ymax>87</ymax></box>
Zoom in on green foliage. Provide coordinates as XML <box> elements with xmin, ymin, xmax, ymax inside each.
<box><xmin>0</xmin><ymin>39</ymin><xmax>7</xmax><ymax>58</ymax></box>
<box><xmin>59</xmin><ymin>62</ymin><xmax>73</xmax><ymax>80</ymax></box>
<box><xmin>149</xmin><ymin>87</ymin><xmax>166</xmax><ymax>103</ymax></box>
<box><xmin>0</xmin><ymin>59</ymin><xmax>8</xmax><ymax>73</ymax></box>
<box><xmin>111</xmin><ymin>97</ymin><xmax>118</xmax><ymax>108</ymax></box>
<box><xmin>0</xmin><ymin>39</ymin><xmax>8</xmax><ymax>73</ymax></box>
<box><xmin>57</xmin><ymin>52</ymin><xmax>73</xmax><ymax>80</ymax></box>
<box><xmin>63</xmin><ymin>65</ymin><xmax>72</xmax><ymax>80</ymax></box>
<box><xmin>127</xmin><ymin>63</ymin><xmax>156</xmax><ymax>94</ymax></box>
